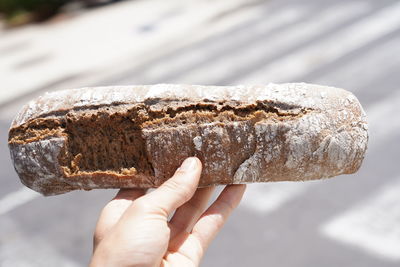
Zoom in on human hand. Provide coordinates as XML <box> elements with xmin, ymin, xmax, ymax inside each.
<box><xmin>90</xmin><ymin>157</ymin><xmax>246</xmax><ymax>267</ymax></box>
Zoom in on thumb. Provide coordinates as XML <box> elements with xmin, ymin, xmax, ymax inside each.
<box><xmin>141</xmin><ymin>157</ymin><xmax>202</xmax><ymax>217</ymax></box>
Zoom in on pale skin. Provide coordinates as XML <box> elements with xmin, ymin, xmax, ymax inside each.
<box><xmin>90</xmin><ymin>157</ymin><xmax>246</xmax><ymax>267</ymax></box>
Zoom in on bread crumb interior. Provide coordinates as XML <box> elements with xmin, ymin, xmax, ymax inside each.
<box><xmin>8</xmin><ymin>100</ymin><xmax>309</xmax><ymax>177</ymax></box>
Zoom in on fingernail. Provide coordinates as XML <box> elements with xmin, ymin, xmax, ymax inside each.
<box><xmin>180</xmin><ymin>157</ymin><xmax>197</xmax><ymax>171</ymax></box>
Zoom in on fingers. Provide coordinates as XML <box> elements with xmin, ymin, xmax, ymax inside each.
<box><xmin>191</xmin><ymin>184</ymin><xmax>246</xmax><ymax>252</ymax></box>
<box><xmin>140</xmin><ymin>157</ymin><xmax>202</xmax><ymax>217</ymax></box>
<box><xmin>93</xmin><ymin>188</ymin><xmax>146</xmax><ymax>250</ymax></box>
<box><xmin>169</xmin><ymin>186</ymin><xmax>215</xmax><ymax>241</ymax></box>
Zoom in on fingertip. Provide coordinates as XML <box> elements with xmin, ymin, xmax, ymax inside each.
<box><xmin>178</xmin><ymin>157</ymin><xmax>201</xmax><ymax>172</ymax></box>
<box><xmin>221</xmin><ymin>184</ymin><xmax>247</xmax><ymax>207</ymax></box>
<box><xmin>171</xmin><ymin>157</ymin><xmax>202</xmax><ymax>186</ymax></box>
<box><xmin>225</xmin><ymin>183</ymin><xmax>246</xmax><ymax>192</ymax></box>
<box><xmin>169</xmin><ymin>157</ymin><xmax>202</xmax><ymax>195</ymax></box>
<box><xmin>229</xmin><ymin>183</ymin><xmax>247</xmax><ymax>190</ymax></box>
<box><xmin>235</xmin><ymin>184</ymin><xmax>247</xmax><ymax>202</ymax></box>
<box><xmin>195</xmin><ymin>157</ymin><xmax>202</xmax><ymax>169</ymax></box>
<box><xmin>234</xmin><ymin>183</ymin><xmax>247</xmax><ymax>192</ymax></box>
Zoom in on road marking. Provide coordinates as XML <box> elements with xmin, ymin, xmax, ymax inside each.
<box><xmin>0</xmin><ymin>187</ymin><xmax>39</xmax><ymax>216</ymax></box>
<box><xmin>314</xmin><ymin>35</ymin><xmax>400</xmax><ymax>90</ymax></box>
<box><xmin>321</xmin><ymin>177</ymin><xmax>400</xmax><ymax>261</ymax></box>
<box><xmin>240</xmin><ymin>1</ymin><xmax>400</xmax><ymax>83</ymax></box>
<box><xmin>241</xmin><ymin>182</ymin><xmax>313</xmax><ymax>214</ymax></box>
<box><xmin>143</xmin><ymin>4</ymin><xmax>308</xmax><ymax>83</ymax></box>
<box><xmin>365</xmin><ymin>90</ymin><xmax>400</xmax><ymax>148</ymax></box>
<box><xmin>183</xmin><ymin>2</ymin><xmax>369</xmax><ymax>84</ymax></box>
<box><xmin>0</xmin><ymin>217</ymin><xmax>80</xmax><ymax>267</ymax></box>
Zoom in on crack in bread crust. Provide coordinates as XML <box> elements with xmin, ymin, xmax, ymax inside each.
<box><xmin>8</xmin><ymin>100</ymin><xmax>311</xmax><ymax>178</ymax></box>
<box><xmin>9</xmin><ymin>99</ymin><xmax>311</xmax><ymax>142</ymax></box>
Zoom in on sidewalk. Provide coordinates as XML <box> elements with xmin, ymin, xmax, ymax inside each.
<box><xmin>0</xmin><ymin>0</ymin><xmax>253</xmax><ymax>107</ymax></box>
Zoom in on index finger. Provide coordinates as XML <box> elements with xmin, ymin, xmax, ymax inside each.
<box><xmin>93</xmin><ymin>188</ymin><xmax>146</xmax><ymax>250</ymax></box>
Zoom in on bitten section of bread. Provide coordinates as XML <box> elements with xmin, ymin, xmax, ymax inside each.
<box><xmin>8</xmin><ymin>84</ymin><xmax>369</xmax><ymax>196</ymax></box>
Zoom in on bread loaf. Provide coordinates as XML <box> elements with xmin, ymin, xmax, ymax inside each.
<box><xmin>8</xmin><ymin>83</ymin><xmax>368</xmax><ymax>196</ymax></box>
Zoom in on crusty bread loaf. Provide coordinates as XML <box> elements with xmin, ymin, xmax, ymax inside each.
<box><xmin>8</xmin><ymin>83</ymin><xmax>368</xmax><ymax>196</ymax></box>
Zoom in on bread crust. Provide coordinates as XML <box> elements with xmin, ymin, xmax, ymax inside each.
<box><xmin>8</xmin><ymin>83</ymin><xmax>369</xmax><ymax>196</ymax></box>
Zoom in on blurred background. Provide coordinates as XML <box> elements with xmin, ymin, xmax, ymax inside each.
<box><xmin>1</xmin><ymin>0</ymin><xmax>399</xmax><ymax>266</ymax></box>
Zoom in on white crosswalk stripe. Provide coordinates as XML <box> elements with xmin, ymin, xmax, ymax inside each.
<box><xmin>321</xmin><ymin>177</ymin><xmax>400</xmax><ymax>261</ymax></box>
<box><xmin>241</xmin><ymin>182</ymin><xmax>312</xmax><ymax>214</ymax></box>
<box><xmin>314</xmin><ymin>35</ymin><xmax>400</xmax><ymax>90</ymax></box>
<box><xmin>0</xmin><ymin>217</ymin><xmax>80</xmax><ymax>267</ymax></box>
<box><xmin>239</xmin><ymin>1</ymin><xmax>400</xmax><ymax>83</ymax></box>
<box><xmin>365</xmin><ymin>90</ymin><xmax>400</xmax><ymax>148</ymax></box>
<box><xmin>143</xmin><ymin>4</ymin><xmax>308</xmax><ymax>83</ymax></box>
<box><xmin>0</xmin><ymin>187</ymin><xmax>39</xmax><ymax>216</ymax></box>
<box><xmin>180</xmin><ymin>2</ymin><xmax>369</xmax><ymax>84</ymax></box>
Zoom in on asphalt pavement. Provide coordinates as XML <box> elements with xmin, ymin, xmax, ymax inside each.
<box><xmin>1</xmin><ymin>0</ymin><xmax>400</xmax><ymax>266</ymax></box>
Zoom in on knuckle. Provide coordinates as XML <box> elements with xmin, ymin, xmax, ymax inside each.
<box><xmin>191</xmin><ymin>235</ymin><xmax>205</xmax><ymax>261</ymax></box>
<box><xmin>202</xmin><ymin>200</ymin><xmax>236</xmax><ymax>228</ymax></box>
<box><xmin>99</xmin><ymin>203</ymin><xmax>111</xmax><ymax>216</ymax></box>
<box><xmin>131</xmin><ymin>198</ymin><xmax>151</xmax><ymax>212</ymax></box>
<box><xmin>93</xmin><ymin>225</ymin><xmax>105</xmax><ymax>246</ymax></box>
<box><xmin>207</xmin><ymin>213</ymin><xmax>225</xmax><ymax>229</ymax></box>
<box><xmin>218</xmin><ymin>199</ymin><xmax>235</xmax><ymax>213</ymax></box>
<box><xmin>162</xmin><ymin>225</ymin><xmax>171</xmax><ymax>239</ymax></box>
<box><xmin>132</xmin><ymin>197</ymin><xmax>169</xmax><ymax>217</ymax></box>
<box><xmin>165</xmin><ymin>178</ymin><xmax>193</xmax><ymax>202</ymax></box>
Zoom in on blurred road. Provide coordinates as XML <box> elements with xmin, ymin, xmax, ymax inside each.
<box><xmin>1</xmin><ymin>0</ymin><xmax>400</xmax><ymax>266</ymax></box>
